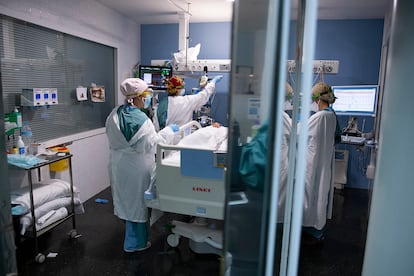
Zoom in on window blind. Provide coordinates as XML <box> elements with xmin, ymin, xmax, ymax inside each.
<box><xmin>1</xmin><ymin>15</ymin><xmax>115</xmax><ymax>149</ymax></box>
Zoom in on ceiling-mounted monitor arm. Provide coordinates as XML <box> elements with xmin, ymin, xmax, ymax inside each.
<box><xmin>168</xmin><ymin>0</ymin><xmax>192</xmax><ymax>16</ymax></box>
<box><xmin>178</xmin><ymin>11</ymin><xmax>190</xmax><ymax>66</ymax></box>
<box><xmin>161</xmin><ymin>2</ymin><xmax>231</xmax><ymax>74</ymax></box>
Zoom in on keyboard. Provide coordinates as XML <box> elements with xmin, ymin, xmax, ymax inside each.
<box><xmin>341</xmin><ymin>135</ymin><xmax>366</xmax><ymax>144</ymax></box>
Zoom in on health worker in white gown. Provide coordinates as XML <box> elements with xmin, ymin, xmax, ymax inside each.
<box><xmin>154</xmin><ymin>75</ymin><xmax>223</xmax><ymax>131</ymax></box>
<box><xmin>239</xmin><ymin>83</ymin><xmax>293</xmax><ymax>218</ymax></box>
<box><xmin>302</xmin><ymin>82</ymin><xmax>340</xmax><ymax>242</ymax></box>
<box><xmin>105</xmin><ymin>78</ymin><xmax>178</xmax><ymax>252</ymax></box>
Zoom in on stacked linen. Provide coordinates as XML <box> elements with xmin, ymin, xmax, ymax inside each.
<box><xmin>10</xmin><ymin>179</ymin><xmax>84</xmax><ymax>235</ymax></box>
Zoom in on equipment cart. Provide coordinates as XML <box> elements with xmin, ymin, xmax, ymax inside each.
<box><xmin>10</xmin><ymin>152</ymin><xmax>78</xmax><ymax>263</ymax></box>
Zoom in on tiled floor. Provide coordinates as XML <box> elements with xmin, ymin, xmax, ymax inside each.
<box><xmin>15</xmin><ymin>187</ymin><xmax>369</xmax><ymax>275</ymax></box>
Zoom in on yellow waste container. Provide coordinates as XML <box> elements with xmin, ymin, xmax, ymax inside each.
<box><xmin>49</xmin><ymin>146</ymin><xmax>70</xmax><ymax>172</ymax></box>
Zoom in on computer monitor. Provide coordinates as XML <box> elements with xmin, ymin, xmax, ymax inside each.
<box><xmin>138</xmin><ymin>65</ymin><xmax>173</xmax><ymax>90</ymax></box>
<box><xmin>332</xmin><ymin>85</ymin><xmax>378</xmax><ymax>116</ymax></box>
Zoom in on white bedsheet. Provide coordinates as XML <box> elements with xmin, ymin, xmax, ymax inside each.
<box><xmin>177</xmin><ymin>125</ymin><xmax>228</xmax><ymax>150</ymax></box>
<box><xmin>161</xmin><ymin>126</ymin><xmax>228</xmax><ymax>167</ymax></box>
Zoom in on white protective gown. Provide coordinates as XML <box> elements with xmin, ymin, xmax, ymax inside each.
<box><xmin>154</xmin><ymin>81</ymin><xmax>216</xmax><ymax>131</ymax></box>
<box><xmin>277</xmin><ymin>111</ymin><xmax>292</xmax><ymax>222</ymax></box>
<box><xmin>105</xmin><ymin>106</ymin><xmax>175</xmax><ymax>222</ymax></box>
<box><xmin>302</xmin><ymin>109</ymin><xmax>337</xmax><ymax>230</ymax></box>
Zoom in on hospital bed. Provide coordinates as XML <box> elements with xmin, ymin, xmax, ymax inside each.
<box><xmin>146</xmin><ymin>121</ymin><xmax>228</xmax><ymax>255</ymax></box>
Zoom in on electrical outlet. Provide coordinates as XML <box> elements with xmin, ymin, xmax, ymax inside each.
<box><xmin>170</xmin><ymin>59</ymin><xmax>231</xmax><ymax>72</ymax></box>
<box><xmin>313</xmin><ymin>60</ymin><xmax>324</xmax><ymax>73</ymax></box>
<box><xmin>286</xmin><ymin>60</ymin><xmax>339</xmax><ymax>74</ymax></box>
<box><xmin>287</xmin><ymin>60</ymin><xmax>296</xmax><ymax>73</ymax></box>
<box><xmin>318</xmin><ymin>60</ymin><xmax>340</xmax><ymax>74</ymax></box>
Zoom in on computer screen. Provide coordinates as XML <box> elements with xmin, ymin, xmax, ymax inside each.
<box><xmin>138</xmin><ymin>65</ymin><xmax>173</xmax><ymax>90</ymax></box>
<box><xmin>332</xmin><ymin>85</ymin><xmax>378</xmax><ymax>116</ymax></box>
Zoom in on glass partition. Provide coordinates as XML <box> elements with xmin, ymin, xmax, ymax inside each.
<box><xmin>224</xmin><ymin>0</ymin><xmax>296</xmax><ymax>274</ymax></box>
<box><xmin>223</xmin><ymin>0</ymin><xmax>322</xmax><ymax>275</ymax></box>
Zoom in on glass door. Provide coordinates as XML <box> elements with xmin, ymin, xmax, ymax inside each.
<box><xmin>223</xmin><ymin>0</ymin><xmax>320</xmax><ymax>275</ymax></box>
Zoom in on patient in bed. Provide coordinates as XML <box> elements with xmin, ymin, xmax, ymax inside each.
<box><xmin>161</xmin><ymin>123</ymin><xmax>227</xmax><ymax>165</ymax></box>
<box><xmin>176</xmin><ymin>123</ymin><xmax>227</xmax><ymax>150</ymax></box>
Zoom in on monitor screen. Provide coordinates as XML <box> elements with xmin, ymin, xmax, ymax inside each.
<box><xmin>138</xmin><ymin>65</ymin><xmax>172</xmax><ymax>90</ymax></box>
<box><xmin>332</xmin><ymin>85</ymin><xmax>378</xmax><ymax>116</ymax></box>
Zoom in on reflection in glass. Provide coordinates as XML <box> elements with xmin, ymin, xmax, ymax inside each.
<box><xmin>224</xmin><ymin>0</ymin><xmax>295</xmax><ymax>275</ymax></box>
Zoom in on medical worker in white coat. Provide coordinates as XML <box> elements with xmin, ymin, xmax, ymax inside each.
<box><xmin>106</xmin><ymin>78</ymin><xmax>178</xmax><ymax>252</ymax></box>
<box><xmin>154</xmin><ymin>75</ymin><xmax>223</xmax><ymax>131</ymax></box>
<box><xmin>276</xmin><ymin>83</ymin><xmax>293</xmax><ymax>221</ymax></box>
<box><xmin>239</xmin><ymin>83</ymin><xmax>293</xmax><ymax>218</ymax></box>
<box><xmin>302</xmin><ymin>81</ymin><xmax>340</xmax><ymax>243</ymax></box>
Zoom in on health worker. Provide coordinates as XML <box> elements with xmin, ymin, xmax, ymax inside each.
<box><xmin>239</xmin><ymin>82</ymin><xmax>293</xmax><ymax>212</ymax></box>
<box><xmin>301</xmin><ymin>81</ymin><xmax>340</xmax><ymax>243</ymax></box>
<box><xmin>154</xmin><ymin>74</ymin><xmax>223</xmax><ymax>131</ymax></box>
<box><xmin>105</xmin><ymin>78</ymin><xmax>178</xmax><ymax>253</ymax></box>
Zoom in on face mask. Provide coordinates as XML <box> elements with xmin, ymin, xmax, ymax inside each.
<box><xmin>143</xmin><ymin>96</ymin><xmax>152</xmax><ymax>108</ymax></box>
<box><xmin>310</xmin><ymin>102</ymin><xmax>319</xmax><ymax>113</ymax></box>
<box><xmin>284</xmin><ymin>100</ymin><xmax>293</xmax><ymax>111</ymax></box>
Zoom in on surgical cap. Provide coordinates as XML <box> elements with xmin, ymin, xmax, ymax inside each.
<box><xmin>167</xmin><ymin>76</ymin><xmax>185</xmax><ymax>95</ymax></box>
<box><xmin>120</xmin><ymin>78</ymin><xmax>148</xmax><ymax>99</ymax></box>
<box><xmin>168</xmin><ymin>76</ymin><xmax>184</xmax><ymax>88</ymax></box>
<box><xmin>311</xmin><ymin>82</ymin><xmax>336</xmax><ymax>104</ymax></box>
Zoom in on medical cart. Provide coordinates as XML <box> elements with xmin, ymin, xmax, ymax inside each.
<box><xmin>10</xmin><ymin>153</ymin><xmax>78</xmax><ymax>263</ymax></box>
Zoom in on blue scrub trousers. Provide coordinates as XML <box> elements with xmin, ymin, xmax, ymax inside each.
<box><xmin>124</xmin><ymin>220</ymin><xmax>148</xmax><ymax>251</ymax></box>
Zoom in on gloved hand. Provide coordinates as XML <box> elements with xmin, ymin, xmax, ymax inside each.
<box><xmin>169</xmin><ymin>124</ymin><xmax>179</xmax><ymax>133</ymax></box>
<box><xmin>211</xmin><ymin>75</ymin><xmax>223</xmax><ymax>84</ymax></box>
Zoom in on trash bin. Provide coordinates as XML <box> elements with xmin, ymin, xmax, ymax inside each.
<box><xmin>49</xmin><ymin>146</ymin><xmax>70</xmax><ymax>172</ymax></box>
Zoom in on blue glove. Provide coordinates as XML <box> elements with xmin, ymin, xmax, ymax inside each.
<box><xmin>169</xmin><ymin>124</ymin><xmax>179</xmax><ymax>133</ymax></box>
<box><xmin>211</xmin><ymin>75</ymin><xmax>223</xmax><ymax>84</ymax></box>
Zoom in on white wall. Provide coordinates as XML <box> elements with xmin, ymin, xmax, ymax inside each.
<box><xmin>362</xmin><ymin>0</ymin><xmax>414</xmax><ymax>275</ymax></box>
<box><xmin>1</xmin><ymin>0</ymin><xmax>141</xmax><ymax>201</ymax></box>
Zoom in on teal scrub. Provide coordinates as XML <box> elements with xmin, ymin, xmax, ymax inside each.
<box><xmin>239</xmin><ymin>123</ymin><xmax>269</xmax><ymax>192</ymax></box>
<box><xmin>156</xmin><ymin>97</ymin><xmax>168</xmax><ymax>130</ymax></box>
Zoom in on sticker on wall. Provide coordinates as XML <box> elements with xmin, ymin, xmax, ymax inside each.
<box><xmin>76</xmin><ymin>87</ymin><xmax>88</xmax><ymax>101</ymax></box>
<box><xmin>90</xmin><ymin>85</ymin><xmax>105</xmax><ymax>102</ymax></box>
<box><xmin>247</xmin><ymin>98</ymin><xmax>260</xmax><ymax>120</ymax></box>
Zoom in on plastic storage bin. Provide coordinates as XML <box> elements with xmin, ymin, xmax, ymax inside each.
<box><xmin>49</xmin><ymin>147</ymin><xmax>70</xmax><ymax>172</ymax></box>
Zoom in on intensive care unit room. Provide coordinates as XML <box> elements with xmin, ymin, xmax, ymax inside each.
<box><xmin>1</xmin><ymin>0</ymin><xmax>414</xmax><ymax>275</ymax></box>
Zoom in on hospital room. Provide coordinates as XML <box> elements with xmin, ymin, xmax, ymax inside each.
<box><xmin>1</xmin><ymin>0</ymin><xmax>414</xmax><ymax>275</ymax></box>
